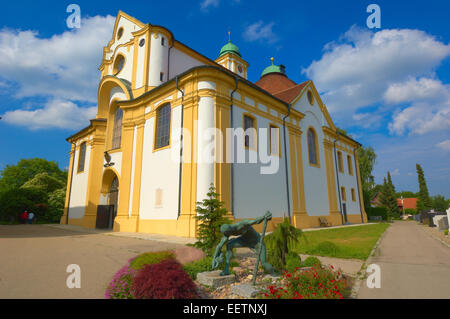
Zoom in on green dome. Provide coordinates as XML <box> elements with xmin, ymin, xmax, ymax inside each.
<box><xmin>261</xmin><ymin>58</ymin><xmax>286</xmax><ymax>77</ymax></box>
<box><xmin>219</xmin><ymin>41</ymin><xmax>241</xmax><ymax>57</ymax></box>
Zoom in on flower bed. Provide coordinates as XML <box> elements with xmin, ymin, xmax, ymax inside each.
<box><xmin>259</xmin><ymin>264</ymin><xmax>348</xmax><ymax>299</ymax></box>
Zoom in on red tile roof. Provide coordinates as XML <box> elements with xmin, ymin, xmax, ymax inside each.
<box><xmin>254</xmin><ymin>73</ymin><xmax>309</xmax><ymax>103</ymax></box>
<box><xmin>397</xmin><ymin>198</ymin><xmax>418</xmax><ymax>210</ymax></box>
<box><xmin>274</xmin><ymin>82</ymin><xmax>309</xmax><ymax>103</ymax></box>
<box><xmin>254</xmin><ymin>73</ymin><xmax>297</xmax><ymax>95</ymax></box>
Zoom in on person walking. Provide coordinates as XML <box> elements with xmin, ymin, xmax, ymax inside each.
<box><xmin>20</xmin><ymin>210</ymin><xmax>28</xmax><ymax>224</ymax></box>
<box><xmin>27</xmin><ymin>212</ymin><xmax>35</xmax><ymax>224</ymax></box>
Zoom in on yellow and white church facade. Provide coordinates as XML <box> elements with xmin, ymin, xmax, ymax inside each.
<box><xmin>61</xmin><ymin>11</ymin><xmax>367</xmax><ymax>237</ymax></box>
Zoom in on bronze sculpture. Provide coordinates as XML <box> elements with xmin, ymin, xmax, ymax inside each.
<box><xmin>211</xmin><ymin>211</ymin><xmax>276</xmax><ymax>277</ymax></box>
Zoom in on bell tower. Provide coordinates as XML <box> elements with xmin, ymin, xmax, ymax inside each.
<box><xmin>215</xmin><ymin>32</ymin><xmax>249</xmax><ymax>79</ymax></box>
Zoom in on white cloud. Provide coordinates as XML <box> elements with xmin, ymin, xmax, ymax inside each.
<box><xmin>384</xmin><ymin>77</ymin><xmax>449</xmax><ymax>104</ymax></box>
<box><xmin>303</xmin><ymin>26</ymin><xmax>450</xmax><ymax>132</ymax></box>
<box><xmin>200</xmin><ymin>0</ymin><xmax>220</xmax><ymax>10</ymax></box>
<box><xmin>0</xmin><ymin>15</ymin><xmax>115</xmax><ymax>102</ymax></box>
<box><xmin>243</xmin><ymin>21</ymin><xmax>278</xmax><ymax>44</ymax></box>
<box><xmin>391</xmin><ymin>168</ymin><xmax>400</xmax><ymax>176</ymax></box>
<box><xmin>437</xmin><ymin>139</ymin><xmax>450</xmax><ymax>151</ymax></box>
<box><xmin>2</xmin><ymin>99</ymin><xmax>96</xmax><ymax>130</ymax></box>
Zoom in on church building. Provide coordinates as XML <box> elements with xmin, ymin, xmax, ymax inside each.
<box><xmin>61</xmin><ymin>11</ymin><xmax>367</xmax><ymax>237</ymax></box>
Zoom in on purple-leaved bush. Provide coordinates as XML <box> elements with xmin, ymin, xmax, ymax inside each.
<box><xmin>105</xmin><ymin>257</ymin><xmax>138</xmax><ymax>299</ymax></box>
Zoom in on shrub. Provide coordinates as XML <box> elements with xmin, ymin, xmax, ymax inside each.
<box><xmin>366</xmin><ymin>206</ymin><xmax>388</xmax><ymax>220</ymax></box>
<box><xmin>184</xmin><ymin>256</ymin><xmax>214</xmax><ymax>280</ymax></box>
<box><xmin>313</xmin><ymin>241</ymin><xmax>339</xmax><ymax>257</ymax></box>
<box><xmin>259</xmin><ymin>264</ymin><xmax>347</xmax><ymax>299</ymax></box>
<box><xmin>303</xmin><ymin>256</ymin><xmax>322</xmax><ymax>268</ymax></box>
<box><xmin>404</xmin><ymin>208</ymin><xmax>417</xmax><ymax>215</ymax></box>
<box><xmin>444</xmin><ymin>229</ymin><xmax>449</xmax><ymax>236</ymax></box>
<box><xmin>105</xmin><ymin>258</ymin><xmax>138</xmax><ymax>299</ymax></box>
<box><xmin>132</xmin><ymin>259</ymin><xmax>199</xmax><ymax>299</ymax></box>
<box><xmin>285</xmin><ymin>252</ymin><xmax>302</xmax><ymax>272</ymax></box>
<box><xmin>194</xmin><ymin>184</ymin><xmax>231</xmax><ymax>255</ymax></box>
<box><xmin>265</xmin><ymin>218</ymin><xmax>303</xmax><ymax>271</ymax></box>
<box><xmin>129</xmin><ymin>251</ymin><xmax>174</xmax><ymax>270</ymax></box>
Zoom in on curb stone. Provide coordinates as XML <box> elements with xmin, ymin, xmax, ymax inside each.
<box><xmin>349</xmin><ymin>223</ymin><xmax>390</xmax><ymax>299</ymax></box>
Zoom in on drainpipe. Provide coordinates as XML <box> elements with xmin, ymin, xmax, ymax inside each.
<box><xmin>66</xmin><ymin>141</ymin><xmax>76</xmax><ymax>224</ymax></box>
<box><xmin>176</xmin><ymin>76</ymin><xmax>184</xmax><ymax>217</ymax></box>
<box><xmin>354</xmin><ymin>148</ymin><xmax>364</xmax><ymax>223</ymax></box>
<box><xmin>230</xmin><ymin>77</ymin><xmax>238</xmax><ymax>213</ymax></box>
<box><xmin>333</xmin><ymin>134</ymin><xmax>344</xmax><ymax>224</ymax></box>
<box><xmin>282</xmin><ymin>104</ymin><xmax>292</xmax><ymax>223</ymax></box>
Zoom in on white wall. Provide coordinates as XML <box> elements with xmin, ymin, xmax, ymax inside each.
<box><xmin>148</xmin><ymin>32</ymin><xmax>169</xmax><ymax>87</ymax></box>
<box><xmin>232</xmin><ymin>104</ymin><xmax>290</xmax><ymax>219</ymax></box>
<box><xmin>168</xmin><ymin>47</ymin><xmax>204</xmax><ymax>80</ymax></box>
<box><xmin>333</xmin><ymin>145</ymin><xmax>362</xmax><ymax>216</ymax></box>
<box><xmin>139</xmin><ymin>104</ymin><xmax>182</xmax><ymax>220</ymax></box>
<box><xmin>68</xmin><ymin>140</ymin><xmax>91</xmax><ymax>218</ymax></box>
<box><xmin>298</xmin><ymin>110</ymin><xmax>330</xmax><ymax>216</ymax></box>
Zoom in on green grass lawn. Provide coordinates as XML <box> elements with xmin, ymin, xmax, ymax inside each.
<box><xmin>292</xmin><ymin>223</ymin><xmax>390</xmax><ymax>261</ymax></box>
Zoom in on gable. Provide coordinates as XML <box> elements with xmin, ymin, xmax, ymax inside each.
<box><xmin>291</xmin><ymin>81</ymin><xmax>336</xmax><ymax>130</ymax></box>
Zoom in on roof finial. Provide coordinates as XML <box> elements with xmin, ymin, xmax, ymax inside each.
<box><xmin>228</xmin><ymin>30</ymin><xmax>231</xmax><ymax>42</ymax></box>
<box><xmin>270</xmin><ymin>57</ymin><xmax>274</xmax><ymax>65</ymax></box>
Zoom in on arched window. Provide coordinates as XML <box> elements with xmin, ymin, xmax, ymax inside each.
<box><xmin>307</xmin><ymin>128</ymin><xmax>318</xmax><ymax>165</ymax></box>
<box><xmin>112</xmin><ymin>107</ymin><xmax>123</xmax><ymax>149</ymax></box>
<box><xmin>155</xmin><ymin>104</ymin><xmax>171</xmax><ymax>149</ymax></box>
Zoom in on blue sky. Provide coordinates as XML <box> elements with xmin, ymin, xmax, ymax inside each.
<box><xmin>0</xmin><ymin>0</ymin><xmax>449</xmax><ymax>197</ymax></box>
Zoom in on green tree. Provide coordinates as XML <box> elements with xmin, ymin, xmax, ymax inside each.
<box><xmin>46</xmin><ymin>188</ymin><xmax>67</xmax><ymax>222</ymax></box>
<box><xmin>265</xmin><ymin>218</ymin><xmax>303</xmax><ymax>271</ymax></box>
<box><xmin>357</xmin><ymin>146</ymin><xmax>377</xmax><ymax>212</ymax></box>
<box><xmin>0</xmin><ymin>187</ymin><xmax>47</xmax><ymax>222</ymax></box>
<box><xmin>396</xmin><ymin>191</ymin><xmax>418</xmax><ymax>198</ymax></box>
<box><xmin>380</xmin><ymin>174</ymin><xmax>397</xmax><ymax>221</ymax></box>
<box><xmin>416</xmin><ymin>164</ymin><xmax>432</xmax><ymax>212</ymax></box>
<box><xmin>0</xmin><ymin>158</ymin><xmax>67</xmax><ymax>193</ymax></box>
<box><xmin>194</xmin><ymin>184</ymin><xmax>230</xmax><ymax>255</ymax></box>
<box><xmin>431</xmin><ymin>195</ymin><xmax>448</xmax><ymax>212</ymax></box>
<box><xmin>20</xmin><ymin>172</ymin><xmax>65</xmax><ymax>194</ymax></box>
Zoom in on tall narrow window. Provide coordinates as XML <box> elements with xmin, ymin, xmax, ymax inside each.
<box><xmin>341</xmin><ymin>187</ymin><xmax>346</xmax><ymax>201</ymax></box>
<box><xmin>351</xmin><ymin>188</ymin><xmax>356</xmax><ymax>201</ymax></box>
<box><xmin>307</xmin><ymin>128</ymin><xmax>318</xmax><ymax>165</ymax></box>
<box><xmin>337</xmin><ymin>151</ymin><xmax>344</xmax><ymax>173</ymax></box>
<box><xmin>112</xmin><ymin>107</ymin><xmax>123</xmax><ymax>150</ymax></box>
<box><xmin>77</xmin><ymin>142</ymin><xmax>86</xmax><ymax>173</ymax></box>
<box><xmin>243</xmin><ymin>114</ymin><xmax>256</xmax><ymax>149</ymax></box>
<box><xmin>347</xmin><ymin>155</ymin><xmax>353</xmax><ymax>175</ymax></box>
<box><xmin>155</xmin><ymin>104</ymin><xmax>171</xmax><ymax>149</ymax></box>
<box><xmin>269</xmin><ymin>124</ymin><xmax>280</xmax><ymax>156</ymax></box>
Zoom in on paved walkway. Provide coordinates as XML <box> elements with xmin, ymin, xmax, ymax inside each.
<box><xmin>357</xmin><ymin>221</ymin><xmax>450</xmax><ymax>299</ymax></box>
<box><xmin>0</xmin><ymin>224</ymin><xmax>185</xmax><ymax>298</ymax></box>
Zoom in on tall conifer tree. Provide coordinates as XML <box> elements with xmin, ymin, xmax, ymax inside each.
<box><xmin>416</xmin><ymin>164</ymin><xmax>432</xmax><ymax>212</ymax></box>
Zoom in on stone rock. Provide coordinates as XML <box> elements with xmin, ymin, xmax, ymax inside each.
<box><xmin>231</xmin><ymin>283</ymin><xmax>260</xmax><ymax>298</ymax></box>
<box><xmin>197</xmin><ymin>270</ymin><xmax>236</xmax><ymax>288</ymax></box>
<box><xmin>173</xmin><ymin>246</ymin><xmax>205</xmax><ymax>265</ymax></box>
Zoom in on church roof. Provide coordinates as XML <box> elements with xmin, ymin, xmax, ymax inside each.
<box><xmin>273</xmin><ymin>82</ymin><xmax>309</xmax><ymax>103</ymax></box>
<box><xmin>254</xmin><ymin>73</ymin><xmax>298</xmax><ymax>95</ymax></box>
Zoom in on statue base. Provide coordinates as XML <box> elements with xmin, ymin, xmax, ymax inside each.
<box><xmin>231</xmin><ymin>283</ymin><xmax>260</xmax><ymax>298</ymax></box>
<box><xmin>197</xmin><ymin>270</ymin><xmax>236</xmax><ymax>288</ymax></box>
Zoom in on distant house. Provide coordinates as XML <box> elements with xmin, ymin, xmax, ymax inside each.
<box><xmin>397</xmin><ymin>198</ymin><xmax>417</xmax><ymax>211</ymax></box>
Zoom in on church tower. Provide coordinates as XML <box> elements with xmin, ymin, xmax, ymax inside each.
<box><xmin>215</xmin><ymin>32</ymin><xmax>249</xmax><ymax>79</ymax></box>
